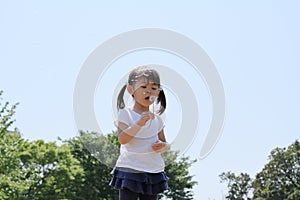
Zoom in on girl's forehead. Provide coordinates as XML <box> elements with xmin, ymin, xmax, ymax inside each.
<box><xmin>135</xmin><ymin>77</ymin><xmax>159</xmax><ymax>85</ymax></box>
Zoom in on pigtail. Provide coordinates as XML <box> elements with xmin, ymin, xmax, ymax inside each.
<box><xmin>117</xmin><ymin>84</ymin><xmax>127</xmax><ymax>110</ymax></box>
<box><xmin>157</xmin><ymin>89</ymin><xmax>166</xmax><ymax>115</ymax></box>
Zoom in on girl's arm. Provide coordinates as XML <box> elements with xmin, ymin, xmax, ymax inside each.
<box><xmin>117</xmin><ymin>122</ymin><xmax>141</xmax><ymax>144</ymax></box>
<box><xmin>118</xmin><ymin>111</ymin><xmax>154</xmax><ymax>144</ymax></box>
<box><xmin>158</xmin><ymin>129</ymin><xmax>166</xmax><ymax>142</ymax></box>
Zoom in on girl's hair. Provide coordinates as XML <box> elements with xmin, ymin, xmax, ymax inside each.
<box><xmin>117</xmin><ymin>66</ymin><xmax>166</xmax><ymax>115</ymax></box>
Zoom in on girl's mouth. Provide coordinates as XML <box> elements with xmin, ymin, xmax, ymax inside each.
<box><xmin>145</xmin><ymin>96</ymin><xmax>156</xmax><ymax>102</ymax></box>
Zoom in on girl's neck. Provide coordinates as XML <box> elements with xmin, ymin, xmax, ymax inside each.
<box><xmin>132</xmin><ymin>103</ymin><xmax>149</xmax><ymax>114</ymax></box>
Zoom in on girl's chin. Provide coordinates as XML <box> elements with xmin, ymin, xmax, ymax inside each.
<box><xmin>135</xmin><ymin>101</ymin><xmax>152</xmax><ymax>107</ymax></box>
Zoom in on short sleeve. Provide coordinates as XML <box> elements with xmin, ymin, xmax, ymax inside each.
<box><xmin>114</xmin><ymin>109</ymin><xmax>132</xmax><ymax>127</ymax></box>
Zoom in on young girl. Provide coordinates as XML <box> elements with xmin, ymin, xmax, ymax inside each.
<box><xmin>110</xmin><ymin>66</ymin><xmax>169</xmax><ymax>200</ymax></box>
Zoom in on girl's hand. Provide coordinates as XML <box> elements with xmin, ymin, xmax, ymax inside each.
<box><xmin>137</xmin><ymin>111</ymin><xmax>155</xmax><ymax>126</ymax></box>
<box><xmin>152</xmin><ymin>140</ymin><xmax>167</xmax><ymax>153</ymax></box>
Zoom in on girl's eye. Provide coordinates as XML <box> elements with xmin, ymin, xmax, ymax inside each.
<box><xmin>141</xmin><ymin>86</ymin><xmax>147</xmax><ymax>88</ymax></box>
<box><xmin>152</xmin><ymin>87</ymin><xmax>158</xmax><ymax>90</ymax></box>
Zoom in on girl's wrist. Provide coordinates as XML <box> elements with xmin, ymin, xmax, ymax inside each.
<box><xmin>133</xmin><ymin>123</ymin><xmax>142</xmax><ymax>129</ymax></box>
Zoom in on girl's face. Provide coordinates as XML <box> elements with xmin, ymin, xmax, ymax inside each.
<box><xmin>128</xmin><ymin>77</ymin><xmax>160</xmax><ymax>108</ymax></box>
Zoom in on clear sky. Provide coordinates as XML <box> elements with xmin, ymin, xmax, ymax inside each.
<box><xmin>1</xmin><ymin>1</ymin><xmax>300</xmax><ymax>199</ymax></box>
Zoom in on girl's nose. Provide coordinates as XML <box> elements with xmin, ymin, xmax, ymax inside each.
<box><xmin>143</xmin><ymin>89</ymin><xmax>151</xmax><ymax>95</ymax></box>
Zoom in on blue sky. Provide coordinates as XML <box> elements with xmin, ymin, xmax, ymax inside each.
<box><xmin>1</xmin><ymin>1</ymin><xmax>300</xmax><ymax>199</ymax></box>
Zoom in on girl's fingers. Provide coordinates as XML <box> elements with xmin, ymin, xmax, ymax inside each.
<box><xmin>141</xmin><ymin>111</ymin><xmax>155</xmax><ymax>120</ymax></box>
<box><xmin>152</xmin><ymin>141</ymin><xmax>166</xmax><ymax>150</ymax></box>
<box><xmin>137</xmin><ymin>111</ymin><xmax>155</xmax><ymax>126</ymax></box>
<box><xmin>152</xmin><ymin>144</ymin><xmax>165</xmax><ymax>152</ymax></box>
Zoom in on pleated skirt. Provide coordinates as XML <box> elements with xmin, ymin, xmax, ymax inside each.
<box><xmin>109</xmin><ymin>169</ymin><xmax>169</xmax><ymax>195</ymax></box>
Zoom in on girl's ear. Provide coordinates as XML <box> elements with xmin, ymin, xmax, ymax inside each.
<box><xmin>127</xmin><ymin>85</ymin><xmax>134</xmax><ymax>95</ymax></box>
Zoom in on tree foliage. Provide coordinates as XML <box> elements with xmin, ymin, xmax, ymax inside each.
<box><xmin>252</xmin><ymin>140</ymin><xmax>300</xmax><ymax>200</ymax></box>
<box><xmin>65</xmin><ymin>133</ymin><xmax>119</xmax><ymax>200</ymax></box>
<box><xmin>220</xmin><ymin>172</ymin><xmax>252</xmax><ymax>200</ymax></box>
<box><xmin>1</xmin><ymin>91</ymin><xmax>84</xmax><ymax>199</ymax></box>
<box><xmin>220</xmin><ymin>140</ymin><xmax>300</xmax><ymax>200</ymax></box>
<box><xmin>0</xmin><ymin>90</ymin><xmax>24</xmax><ymax>199</ymax></box>
<box><xmin>0</xmin><ymin>91</ymin><xmax>197</xmax><ymax>199</ymax></box>
<box><xmin>162</xmin><ymin>151</ymin><xmax>197</xmax><ymax>200</ymax></box>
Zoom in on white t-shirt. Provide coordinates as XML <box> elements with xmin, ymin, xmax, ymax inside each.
<box><xmin>115</xmin><ymin>108</ymin><xmax>165</xmax><ymax>173</ymax></box>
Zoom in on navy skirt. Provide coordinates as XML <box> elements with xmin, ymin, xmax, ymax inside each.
<box><xmin>109</xmin><ymin>169</ymin><xmax>169</xmax><ymax>195</ymax></box>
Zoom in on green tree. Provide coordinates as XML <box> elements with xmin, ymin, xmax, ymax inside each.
<box><xmin>220</xmin><ymin>140</ymin><xmax>300</xmax><ymax>200</ymax></box>
<box><xmin>162</xmin><ymin>151</ymin><xmax>197</xmax><ymax>200</ymax></box>
<box><xmin>0</xmin><ymin>90</ymin><xmax>24</xmax><ymax>199</ymax></box>
<box><xmin>19</xmin><ymin>140</ymin><xmax>84</xmax><ymax>200</ymax></box>
<box><xmin>0</xmin><ymin>90</ymin><xmax>18</xmax><ymax>136</ymax></box>
<box><xmin>66</xmin><ymin>132</ymin><xmax>119</xmax><ymax>200</ymax></box>
<box><xmin>252</xmin><ymin>140</ymin><xmax>300</xmax><ymax>200</ymax></box>
<box><xmin>219</xmin><ymin>172</ymin><xmax>252</xmax><ymax>200</ymax></box>
<box><xmin>1</xmin><ymin>91</ymin><xmax>84</xmax><ymax>200</ymax></box>
<box><xmin>0</xmin><ymin>131</ymin><xmax>26</xmax><ymax>200</ymax></box>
